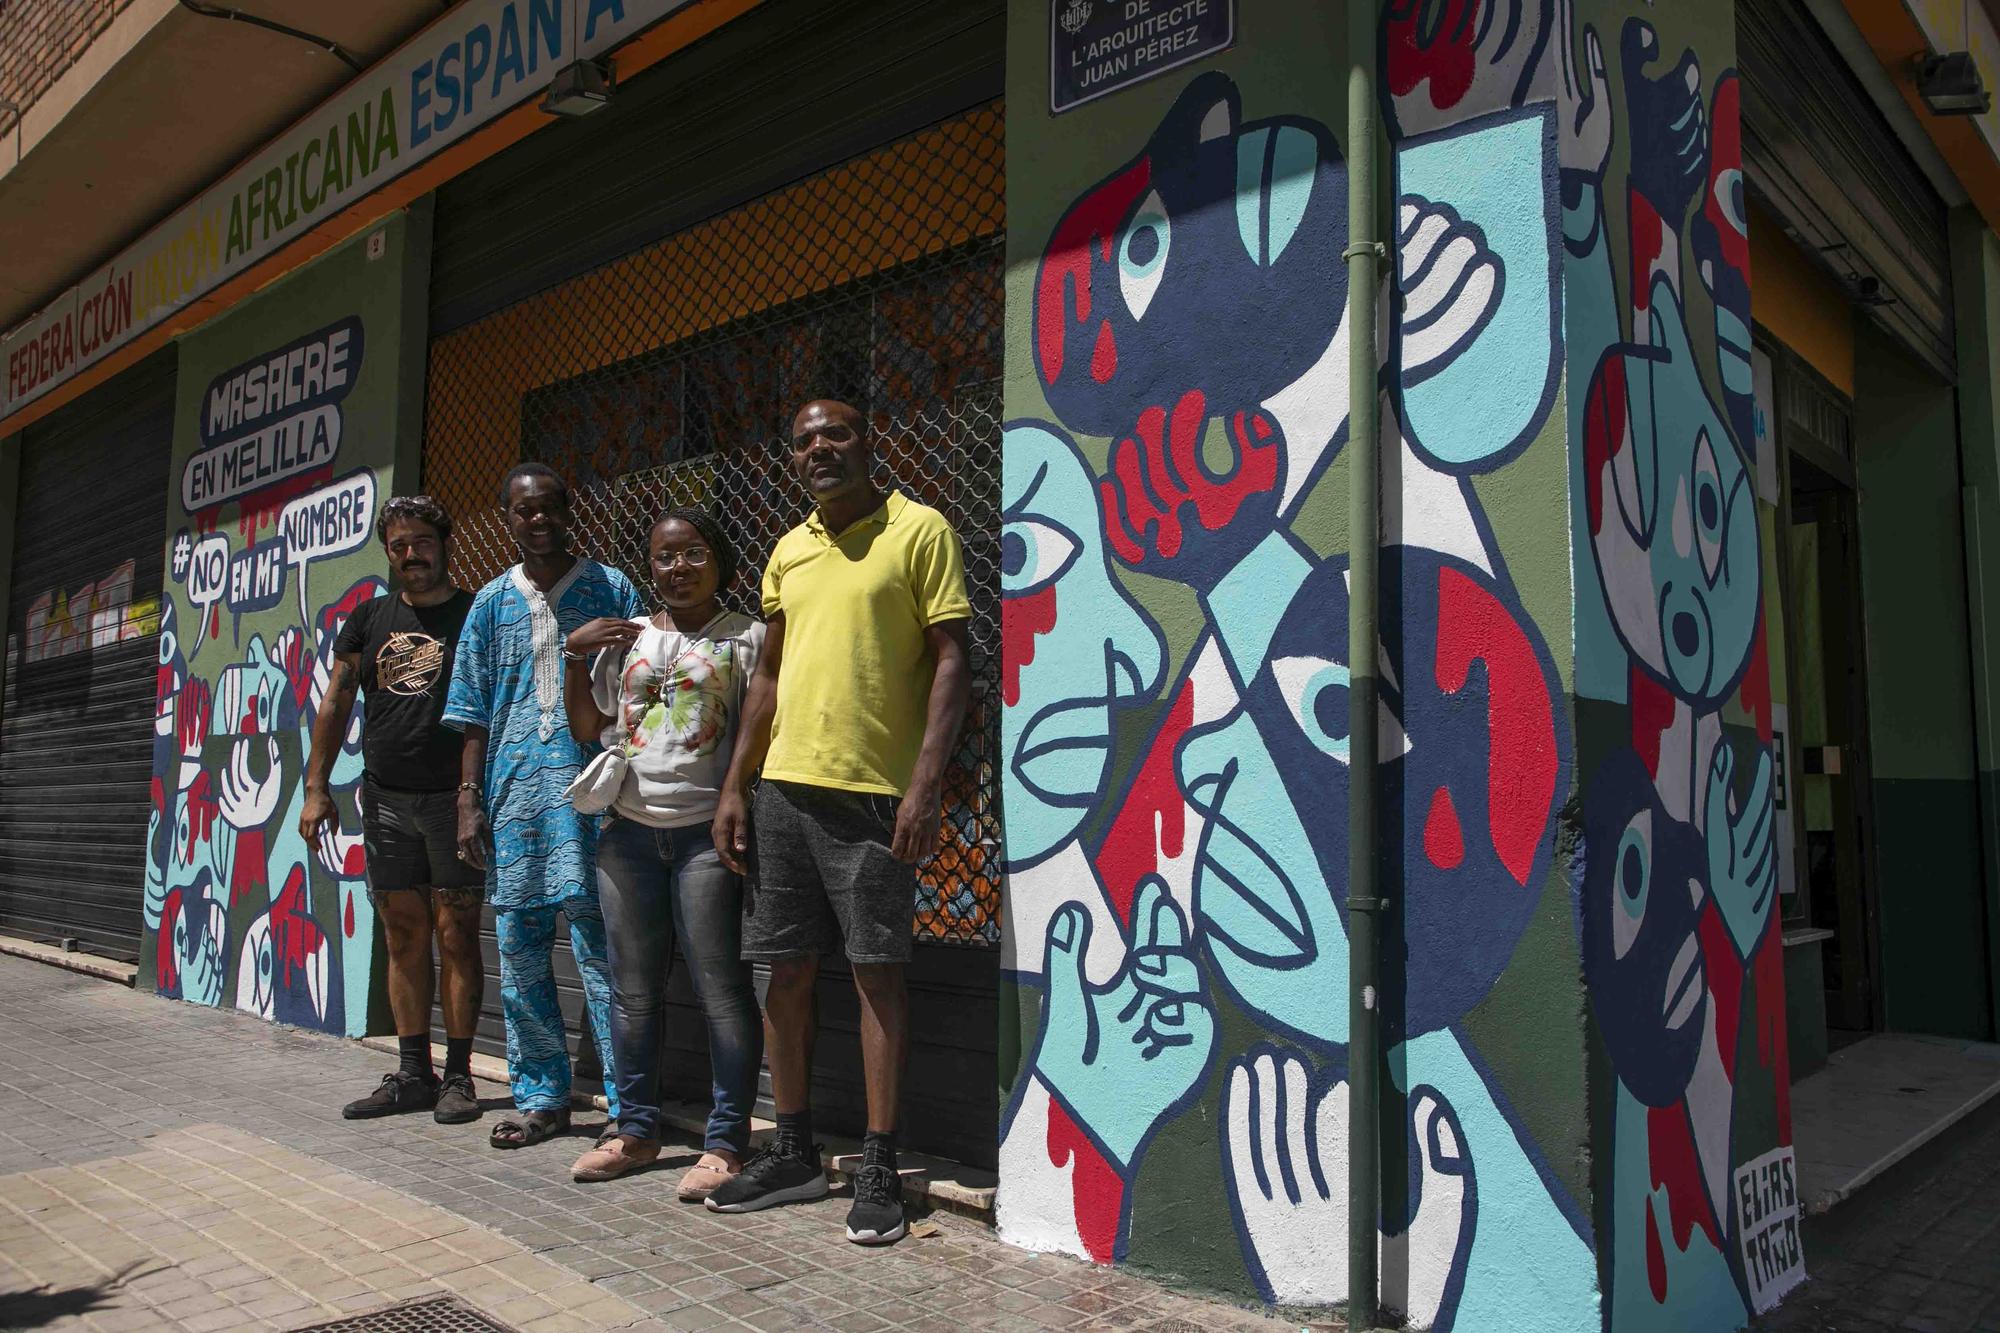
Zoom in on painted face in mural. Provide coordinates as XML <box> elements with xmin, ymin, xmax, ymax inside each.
<box><xmin>504</xmin><ymin>471</ymin><xmax>573</xmax><ymax>559</ymax></box>
<box><xmin>1691</xmin><ymin>73</ymin><xmax>1754</xmax><ymax>455</ymax></box>
<box><xmin>1581</xmin><ymin>747</ymin><xmax>1709</xmax><ymax>1108</ymax></box>
<box><xmin>1180</xmin><ymin>547</ymin><xmax>1564</xmax><ymax>1046</ymax></box>
<box><xmin>1033</xmin><ymin>73</ymin><xmax>1347</xmax><ymax>586</ymax></box>
<box><xmin>1000</xmin><ymin>421</ymin><xmax>1166</xmax><ymax>868</ymax></box>
<box><xmin>1584</xmin><ymin>294</ymin><xmax>1763</xmax><ymax>707</ymax></box>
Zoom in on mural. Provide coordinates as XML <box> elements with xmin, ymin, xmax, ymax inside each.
<box><xmin>1566</xmin><ymin>0</ymin><xmax>1803</xmax><ymax>1325</ymax></box>
<box><xmin>998</xmin><ymin>2</ymin><xmax>1794</xmax><ymax>1329</ymax></box>
<box><xmin>22</xmin><ymin>560</ymin><xmax>158</xmax><ymax>663</ymax></box>
<box><xmin>138</xmin><ymin>217</ymin><xmax>427</xmax><ymax>1040</ymax></box>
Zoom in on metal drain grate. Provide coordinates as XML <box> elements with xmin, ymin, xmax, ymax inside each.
<box><xmin>291</xmin><ymin>1294</ymin><xmax>519</xmax><ymax>1333</ymax></box>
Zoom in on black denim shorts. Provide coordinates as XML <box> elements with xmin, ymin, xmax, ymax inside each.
<box><xmin>361</xmin><ymin>779</ymin><xmax>485</xmax><ymax>899</ymax></box>
<box><xmin>742</xmin><ymin>779</ymin><xmax>915</xmax><ymax>964</ymax></box>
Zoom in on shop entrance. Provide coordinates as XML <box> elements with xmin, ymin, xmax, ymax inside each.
<box><xmin>1781</xmin><ymin>393</ymin><xmax>1880</xmax><ymax>1040</ymax></box>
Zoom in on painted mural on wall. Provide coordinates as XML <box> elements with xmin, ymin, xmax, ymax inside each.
<box><xmin>137</xmin><ymin>218</ymin><xmax>423</xmax><ymax>1040</ymax></box>
<box><xmin>998</xmin><ymin>2</ymin><xmax>1599</xmax><ymax>1328</ymax></box>
<box><xmin>1565</xmin><ymin>0</ymin><xmax>1802</xmax><ymax>1325</ymax></box>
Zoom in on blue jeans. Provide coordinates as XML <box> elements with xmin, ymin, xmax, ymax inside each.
<box><xmin>596</xmin><ymin>817</ymin><xmax>762</xmax><ymax>1153</ymax></box>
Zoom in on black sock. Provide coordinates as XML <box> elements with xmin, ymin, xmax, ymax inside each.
<box><xmin>444</xmin><ymin>1037</ymin><xmax>472</xmax><ymax>1079</ymax></box>
<box><xmin>776</xmin><ymin>1111</ymin><xmax>814</xmax><ymax>1160</ymax></box>
<box><xmin>863</xmin><ymin>1129</ymin><xmax>897</xmax><ymax>1170</ymax></box>
<box><xmin>397</xmin><ymin>1035</ymin><xmax>432</xmax><ymax>1080</ymax></box>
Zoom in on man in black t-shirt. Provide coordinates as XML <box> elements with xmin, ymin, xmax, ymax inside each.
<box><xmin>304</xmin><ymin>495</ymin><xmax>485</xmax><ymax>1125</ymax></box>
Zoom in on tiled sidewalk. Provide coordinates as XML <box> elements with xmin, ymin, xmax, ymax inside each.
<box><xmin>0</xmin><ymin>955</ymin><xmax>1309</xmax><ymax>1333</ymax></box>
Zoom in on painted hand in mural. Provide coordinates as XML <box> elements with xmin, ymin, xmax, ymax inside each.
<box><xmin>1030</xmin><ymin>877</ymin><xmax>1214</xmax><ymax>1170</ymax></box>
<box><xmin>1704</xmin><ymin>738</ymin><xmax>1776</xmax><ymax>960</ymax></box>
<box><xmin>1622</xmin><ymin>20</ymin><xmax>1707</xmax><ymax>229</ymax></box>
<box><xmin>1222</xmin><ymin>1047</ymin><xmax>1474</xmax><ymax>1325</ymax></box>
<box><xmin>1556</xmin><ymin>0</ymin><xmax>1609</xmax><ymax>180</ymax></box>
<box><xmin>220</xmin><ymin>736</ymin><xmax>283</xmax><ymax>832</ymax></box>
<box><xmin>1383</xmin><ymin>0</ymin><xmax>1554</xmax><ymax>140</ymax></box>
<box><xmin>1396</xmin><ymin>197</ymin><xmax>1503</xmax><ymax>382</ymax></box>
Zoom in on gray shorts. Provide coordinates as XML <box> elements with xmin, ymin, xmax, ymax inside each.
<box><xmin>743</xmin><ymin>780</ymin><xmax>915</xmax><ymax>965</ymax></box>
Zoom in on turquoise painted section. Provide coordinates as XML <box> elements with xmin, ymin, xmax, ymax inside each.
<box><xmin>997</xmin><ymin>2</ymin><xmax>1595</xmax><ymax>1329</ymax></box>
<box><xmin>1565</xmin><ymin>0</ymin><xmax>1802</xmax><ymax>1327</ymax></box>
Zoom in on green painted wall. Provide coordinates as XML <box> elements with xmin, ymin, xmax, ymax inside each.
<box><xmin>1852</xmin><ymin>318</ymin><xmax>1992</xmax><ymax>1040</ymax></box>
<box><xmin>1948</xmin><ymin>205</ymin><xmax>2000</xmax><ymax>1041</ymax></box>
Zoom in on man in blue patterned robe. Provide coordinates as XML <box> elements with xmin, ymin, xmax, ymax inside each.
<box><xmin>443</xmin><ymin>462</ymin><xmax>644</xmax><ymax>1144</ymax></box>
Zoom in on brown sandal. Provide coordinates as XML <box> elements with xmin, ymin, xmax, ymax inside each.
<box><xmin>489</xmin><ymin>1108</ymin><xmax>569</xmax><ymax>1149</ymax></box>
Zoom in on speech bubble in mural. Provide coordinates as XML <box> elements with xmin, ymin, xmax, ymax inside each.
<box><xmin>280</xmin><ymin>469</ymin><xmax>377</xmax><ymax>626</ymax></box>
<box><xmin>184</xmin><ymin>533</ymin><xmax>231</xmax><ymax>651</ymax></box>
<box><xmin>226</xmin><ymin>535</ymin><xmax>289</xmax><ymax>634</ymax></box>
<box><xmin>181</xmin><ymin>316</ymin><xmax>365</xmax><ymax>513</ymax></box>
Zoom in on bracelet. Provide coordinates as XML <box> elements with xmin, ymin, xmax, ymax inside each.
<box><xmin>457</xmin><ymin>782</ymin><xmax>481</xmax><ymax>795</ymax></box>
<box><xmin>562</xmin><ymin>648</ymin><xmax>588</xmax><ymax>663</ymax></box>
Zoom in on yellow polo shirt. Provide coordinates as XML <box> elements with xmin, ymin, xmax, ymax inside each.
<box><xmin>761</xmin><ymin>491</ymin><xmax>972</xmax><ymax>796</ymax></box>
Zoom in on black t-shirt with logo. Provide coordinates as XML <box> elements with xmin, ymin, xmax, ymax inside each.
<box><xmin>332</xmin><ymin>590</ymin><xmax>475</xmax><ymax>792</ymax></box>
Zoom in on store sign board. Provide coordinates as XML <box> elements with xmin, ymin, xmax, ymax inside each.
<box><xmin>1</xmin><ymin>0</ymin><xmax>693</xmax><ymax>420</ymax></box>
<box><xmin>1050</xmin><ymin>0</ymin><xmax>1233</xmax><ymax>114</ymax></box>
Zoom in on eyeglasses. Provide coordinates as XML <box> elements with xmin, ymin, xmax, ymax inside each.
<box><xmin>652</xmin><ymin>547</ymin><xmax>712</xmax><ymax>568</ymax></box>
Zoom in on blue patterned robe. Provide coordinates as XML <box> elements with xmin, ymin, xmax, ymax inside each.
<box><xmin>443</xmin><ymin>559</ymin><xmax>644</xmax><ymax>909</ymax></box>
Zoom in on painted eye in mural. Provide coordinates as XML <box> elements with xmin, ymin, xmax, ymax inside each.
<box><xmin>1611</xmin><ymin>808</ymin><xmax>1653</xmax><ymax>961</ymax></box>
<box><xmin>1117</xmin><ymin>191</ymin><xmax>1171</xmax><ymax>320</ymax></box>
<box><xmin>1713</xmin><ymin>166</ymin><xmax>1747</xmax><ymax>240</ymax></box>
<box><xmin>1270</xmin><ymin>656</ymin><xmax>1410</xmax><ymax>763</ymax></box>
<box><xmin>1000</xmin><ymin>516</ymin><xmax>1081</xmax><ymax>596</ymax></box>
<box><xmin>1692</xmin><ymin>429</ymin><xmax>1725</xmax><ymax>580</ymax></box>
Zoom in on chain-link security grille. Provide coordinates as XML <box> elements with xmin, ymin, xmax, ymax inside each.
<box><xmin>422</xmin><ymin>106</ymin><xmax>1004</xmax><ymax>945</ymax></box>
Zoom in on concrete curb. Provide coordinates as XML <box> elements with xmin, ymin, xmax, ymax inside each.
<box><xmin>0</xmin><ymin>933</ymin><xmax>138</xmax><ymax>985</ymax></box>
<box><xmin>1807</xmin><ymin>1074</ymin><xmax>2000</xmax><ymax>1214</ymax></box>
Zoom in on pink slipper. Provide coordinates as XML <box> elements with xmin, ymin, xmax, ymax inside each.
<box><xmin>571</xmin><ymin>1134</ymin><xmax>659</xmax><ymax>1182</ymax></box>
<box><xmin>677</xmin><ymin>1149</ymin><xmax>743</xmax><ymax>1201</ymax></box>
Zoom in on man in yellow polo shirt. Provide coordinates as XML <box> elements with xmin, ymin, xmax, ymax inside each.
<box><xmin>708</xmin><ymin>398</ymin><xmax>971</xmax><ymax>1245</ymax></box>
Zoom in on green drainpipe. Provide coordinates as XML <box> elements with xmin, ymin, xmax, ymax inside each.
<box><xmin>1345</xmin><ymin>0</ymin><xmax>1386</xmax><ymax>1327</ymax></box>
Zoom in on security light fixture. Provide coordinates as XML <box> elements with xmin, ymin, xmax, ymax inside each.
<box><xmin>1917</xmin><ymin>51</ymin><xmax>1991</xmax><ymax>116</ymax></box>
<box><xmin>541</xmin><ymin>59</ymin><xmax>614</xmax><ymax>117</ymax></box>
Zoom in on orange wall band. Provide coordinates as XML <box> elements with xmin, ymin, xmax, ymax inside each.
<box><xmin>0</xmin><ymin>0</ymin><xmax>762</xmax><ymax>442</ymax></box>
<box><xmin>1750</xmin><ymin>197</ymin><xmax>1857</xmax><ymax>397</ymax></box>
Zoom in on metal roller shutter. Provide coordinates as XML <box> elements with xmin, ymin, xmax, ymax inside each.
<box><xmin>1740</xmin><ymin>0</ymin><xmax>1956</xmax><ymax>379</ymax></box>
<box><xmin>0</xmin><ymin>350</ymin><xmax>175</xmax><ymax>960</ymax></box>
<box><xmin>422</xmin><ymin>0</ymin><xmax>1004</xmax><ymax>1165</ymax></box>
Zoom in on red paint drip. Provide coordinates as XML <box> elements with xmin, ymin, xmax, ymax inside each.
<box><xmin>1092</xmin><ymin>679</ymin><xmax>1195</xmax><ymax>927</ymax></box>
<box><xmin>1424</xmin><ymin>787</ymin><xmax>1465</xmax><ymax>870</ymax></box>
<box><xmin>1385</xmin><ymin>0</ymin><xmax>1481</xmax><ymax>110</ymax></box>
<box><xmin>184</xmin><ymin>771</ymin><xmax>219</xmax><ymax>862</ymax></box>
<box><xmin>1101</xmin><ymin>394</ymin><xmax>1279</xmax><ymax>565</ymax></box>
<box><xmin>1645</xmin><ymin>1198</ymin><xmax>1668</xmax><ymax>1304</ymax></box>
<box><xmin>1002</xmin><ymin>583</ymin><xmax>1059</xmax><ymax>708</ymax></box>
<box><xmin>1090</xmin><ymin>320</ymin><xmax>1118</xmax><ymax>384</ymax></box>
<box><xmin>1046</xmin><ymin>1098</ymin><xmax>1123</xmax><ymax>1265</ymax></box>
<box><xmin>228</xmin><ymin>829</ymin><xmax>266</xmax><ymax>907</ymax></box>
<box><xmin>1432</xmin><ymin>567</ymin><xmax>1557</xmax><ymax>887</ymax></box>
<box><xmin>1584</xmin><ymin>353</ymin><xmax>1628</xmax><ymax>538</ymax></box>
<box><xmin>343</xmin><ymin>890</ymin><xmax>356</xmax><ymax>940</ymax></box>
<box><xmin>1035</xmin><ymin>157</ymin><xmax>1150</xmax><ymax>386</ymax></box>
<box><xmin>1753</xmin><ymin>925</ymin><xmax>1794</xmax><ymax>1136</ymax></box>
<box><xmin>1699</xmin><ymin>905</ymin><xmax>1742</xmax><ymax>1081</ymax></box>
<box><xmin>272</xmin><ymin>867</ymin><xmax>326</xmax><ymax>991</ymax></box>
<box><xmin>1647</xmin><ymin>1102</ymin><xmax>1722</xmax><ymax>1257</ymax></box>
<box><xmin>1630</xmin><ymin>666</ymin><xmax>1677</xmax><ymax>777</ymax></box>
<box><xmin>1629</xmin><ymin>192</ymin><xmax>1667</xmax><ymax>313</ymax></box>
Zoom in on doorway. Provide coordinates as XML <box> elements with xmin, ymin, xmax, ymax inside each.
<box><xmin>1783</xmin><ymin>433</ymin><xmax>1880</xmax><ymax>1040</ymax></box>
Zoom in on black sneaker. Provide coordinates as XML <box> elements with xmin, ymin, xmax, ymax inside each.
<box><xmin>704</xmin><ymin>1141</ymin><xmax>828</xmax><ymax>1213</ymax></box>
<box><xmin>434</xmin><ymin>1073</ymin><xmax>482</xmax><ymax>1124</ymax></box>
<box><xmin>844</xmin><ymin>1162</ymin><xmax>906</xmax><ymax>1245</ymax></box>
<box><xmin>342</xmin><ymin>1072</ymin><xmax>437</xmax><ymax>1120</ymax></box>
